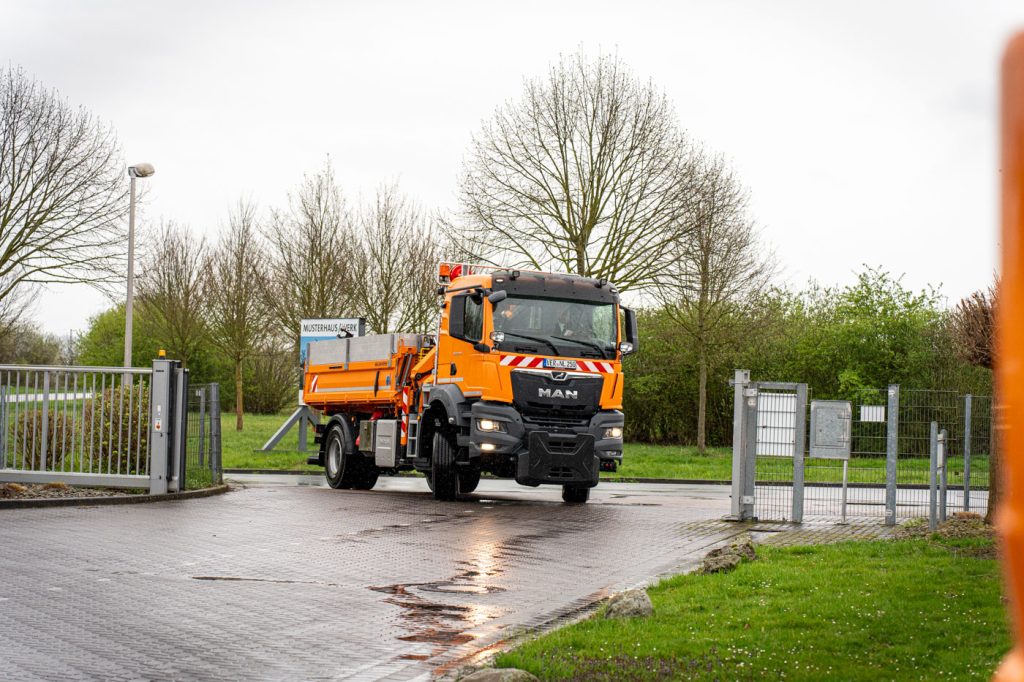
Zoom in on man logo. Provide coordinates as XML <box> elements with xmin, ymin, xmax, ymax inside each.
<box><xmin>538</xmin><ymin>388</ymin><xmax>578</xmax><ymax>400</ymax></box>
<box><xmin>551</xmin><ymin>371</ymin><xmax>568</xmax><ymax>381</ymax></box>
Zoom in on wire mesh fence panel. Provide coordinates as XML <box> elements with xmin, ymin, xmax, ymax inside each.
<box><xmin>184</xmin><ymin>383</ymin><xmax>221</xmax><ymax>490</ymax></box>
<box><xmin>0</xmin><ymin>366</ymin><xmax>151</xmax><ymax>481</ymax></box>
<box><xmin>962</xmin><ymin>394</ymin><xmax>992</xmax><ymax>514</ymax></box>
<box><xmin>896</xmin><ymin>390</ymin><xmax>965</xmax><ymax>520</ymax></box>
<box><xmin>803</xmin><ymin>388</ymin><xmax>889</xmax><ymax>520</ymax></box>
<box><xmin>753</xmin><ymin>389</ymin><xmax>799</xmax><ymax>521</ymax></box>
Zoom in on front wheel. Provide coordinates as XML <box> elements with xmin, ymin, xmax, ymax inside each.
<box><xmin>458</xmin><ymin>468</ymin><xmax>481</xmax><ymax>494</ymax></box>
<box><xmin>430</xmin><ymin>431</ymin><xmax>460</xmax><ymax>501</ymax></box>
<box><xmin>562</xmin><ymin>485</ymin><xmax>590</xmax><ymax>504</ymax></box>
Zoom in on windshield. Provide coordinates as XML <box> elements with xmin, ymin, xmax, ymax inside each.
<box><xmin>492</xmin><ymin>296</ymin><xmax>617</xmax><ymax>359</ymax></box>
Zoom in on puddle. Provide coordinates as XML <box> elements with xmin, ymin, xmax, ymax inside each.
<box><xmin>192</xmin><ymin>576</ymin><xmax>343</xmax><ymax>587</ymax></box>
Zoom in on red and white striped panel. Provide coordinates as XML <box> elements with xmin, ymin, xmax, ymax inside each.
<box><xmin>309</xmin><ymin>375</ymin><xmax>319</xmax><ymax>392</ymax></box>
<box><xmin>400</xmin><ymin>387</ymin><xmax>410</xmax><ymax>444</ymax></box>
<box><xmin>498</xmin><ymin>355</ymin><xmax>614</xmax><ymax>373</ymax></box>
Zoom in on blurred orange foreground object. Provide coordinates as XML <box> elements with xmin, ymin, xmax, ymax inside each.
<box><xmin>997</xmin><ymin>30</ymin><xmax>1024</xmax><ymax>682</ymax></box>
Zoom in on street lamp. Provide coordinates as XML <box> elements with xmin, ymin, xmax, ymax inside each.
<box><xmin>125</xmin><ymin>163</ymin><xmax>155</xmax><ymax>369</ymax></box>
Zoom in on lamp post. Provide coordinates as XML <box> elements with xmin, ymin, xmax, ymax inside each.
<box><xmin>125</xmin><ymin>163</ymin><xmax>155</xmax><ymax>369</ymax></box>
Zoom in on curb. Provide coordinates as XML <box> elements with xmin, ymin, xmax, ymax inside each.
<box><xmin>0</xmin><ymin>484</ymin><xmax>230</xmax><ymax>510</ymax></box>
<box><xmin>223</xmin><ymin>469</ymin><xmax>735</xmax><ymax>486</ymax></box>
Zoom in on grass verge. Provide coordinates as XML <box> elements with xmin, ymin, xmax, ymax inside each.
<box><xmin>496</xmin><ymin>532</ymin><xmax>1010</xmax><ymax>681</ymax></box>
<box><xmin>220</xmin><ymin>414</ymin><xmax>991</xmax><ymax>487</ymax></box>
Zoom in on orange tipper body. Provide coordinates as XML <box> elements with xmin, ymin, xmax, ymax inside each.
<box><xmin>303</xmin><ymin>264</ymin><xmax>638</xmax><ymax>503</ymax></box>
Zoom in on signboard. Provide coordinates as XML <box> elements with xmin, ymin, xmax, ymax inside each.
<box><xmin>299</xmin><ymin>318</ymin><xmax>365</xmax><ymax>365</ymax></box>
<box><xmin>860</xmin><ymin>405</ymin><xmax>885</xmax><ymax>423</ymax></box>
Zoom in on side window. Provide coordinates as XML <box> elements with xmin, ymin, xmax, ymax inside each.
<box><xmin>464</xmin><ymin>296</ymin><xmax>483</xmax><ymax>342</ymax></box>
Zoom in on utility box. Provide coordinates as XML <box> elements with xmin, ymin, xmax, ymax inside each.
<box><xmin>809</xmin><ymin>400</ymin><xmax>852</xmax><ymax>459</ymax></box>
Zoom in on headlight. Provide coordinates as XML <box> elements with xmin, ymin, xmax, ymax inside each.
<box><xmin>477</xmin><ymin>418</ymin><xmax>507</xmax><ymax>433</ymax></box>
<box><xmin>603</xmin><ymin>426</ymin><xmax>623</xmax><ymax>439</ymax></box>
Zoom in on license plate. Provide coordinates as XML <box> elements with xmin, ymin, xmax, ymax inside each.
<box><xmin>544</xmin><ymin>358</ymin><xmax>578</xmax><ymax>370</ymax></box>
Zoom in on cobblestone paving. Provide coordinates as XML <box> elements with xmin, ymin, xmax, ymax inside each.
<box><xmin>0</xmin><ymin>477</ymin><xmax>894</xmax><ymax>681</ymax></box>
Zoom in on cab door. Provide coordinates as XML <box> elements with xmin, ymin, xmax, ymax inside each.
<box><xmin>439</xmin><ymin>293</ymin><xmax>487</xmax><ymax>395</ymax></box>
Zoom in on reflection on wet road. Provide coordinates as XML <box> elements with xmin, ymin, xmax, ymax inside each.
<box><xmin>0</xmin><ymin>476</ymin><xmax>739</xmax><ymax>681</ymax></box>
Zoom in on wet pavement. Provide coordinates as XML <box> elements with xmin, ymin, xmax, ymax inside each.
<box><xmin>0</xmin><ymin>475</ymin><xmax>889</xmax><ymax>681</ymax></box>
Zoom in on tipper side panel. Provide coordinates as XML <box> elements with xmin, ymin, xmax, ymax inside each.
<box><xmin>304</xmin><ymin>334</ymin><xmax>426</xmax><ymax>411</ymax></box>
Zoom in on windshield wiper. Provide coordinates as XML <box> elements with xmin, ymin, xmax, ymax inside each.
<box><xmin>500</xmin><ymin>331</ymin><xmax>560</xmax><ymax>356</ymax></box>
<box><xmin>551</xmin><ymin>335</ymin><xmax>609</xmax><ymax>358</ymax></box>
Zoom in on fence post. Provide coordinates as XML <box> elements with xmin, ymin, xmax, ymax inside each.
<box><xmin>209</xmin><ymin>383</ymin><xmax>222</xmax><ymax>483</ymax></box>
<box><xmin>148</xmin><ymin>359</ymin><xmax>174</xmax><ymax>494</ymax></box>
<box><xmin>963</xmin><ymin>394</ymin><xmax>972</xmax><ymax>513</ymax></box>
<box><xmin>884</xmin><ymin>384</ymin><xmax>900</xmax><ymax>526</ymax></box>
<box><xmin>197</xmin><ymin>388</ymin><xmax>206</xmax><ymax>467</ymax></box>
<box><xmin>791</xmin><ymin>383</ymin><xmax>808</xmax><ymax>523</ymax></box>
<box><xmin>939</xmin><ymin>428</ymin><xmax>948</xmax><ymax>522</ymax></box>
<box><xmin>929</xmin><ymin>421</ymin><xmax>939</xmax><ymax>531</ymax></box>
<box><xmin>729</xmin><ymin>369</ymin><xmax>754</xmax><ymax>520</ymax></box>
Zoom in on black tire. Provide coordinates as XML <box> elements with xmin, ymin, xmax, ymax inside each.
<box><xmin>424</xmin><ymin>473</ymin><xmax>434</xmax><ymax>492</ymax></box>
<box><xmin>430</xmin><ymin>431</ymin><xmax>460</xmax><ymax>501</ymax></box>
<box><xmin>458</xmin><ymin>467</ymin><xmax>481</xmax><ymax>494</ymax></box>
<box><xmin>352</xmin><ymin>461</ymin><xmax>379</xmax><ymax>490</ymax></box>
<box><xmin>562</xmin><ymin>485</ymin><xmax>590</xmax><ymax>504</ymax></box>
<box><xmin>324</xmin><ymin>423</ymin><xmax>357</xmax><ymax>490</ymax></box>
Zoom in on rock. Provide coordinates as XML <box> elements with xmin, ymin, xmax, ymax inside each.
<box><xmin>699</xmin><ymin>534</ymin><xmax>757</xmax><ymax>574</ymax></box>
<box><xmin>0</xmin><ymin>482</ymin><xmax>27</xmax><ymax>498</ymax></box>
<box><xmin>603</xmin><ymin>588</ymin><xmax>653</xmax><ymax>619</ymax></box>
<box><xmin>42</xmin><ymin>481</ymin><xmax>68</xmax><ymax>490</ymax></box>
<box><xmin>459</xmin><ymin>669</ymin><xmax>538</xmax><ymax>682</ymax></box>
<box><xmin>700</xmin><ymin>551</ymin><xmax>742</xmax><ymax>574</ymax></box>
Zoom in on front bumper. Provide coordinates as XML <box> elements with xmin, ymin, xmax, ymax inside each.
<box><xmin>468</xmin><ymin>401</ymin><xmax>623</xmax><ymax>486</ymax></box>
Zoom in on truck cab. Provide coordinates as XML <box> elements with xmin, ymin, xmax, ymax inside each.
<box><xmin>303</xmin><ymin>264</ymin><xmax>638</xmax><ymax>504</ymax></box>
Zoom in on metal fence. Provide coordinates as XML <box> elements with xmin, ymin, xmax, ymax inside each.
<box><xmin>730</xmin><ymin>370</ymin><xmax>992</xmax><ymax>525</ymax></box>
<box><xmin>0</xmin><ymin>360</ymin><xmax>222</xmax><ymax>495</ymax></box>
<box><xmin>184</xmin><ymin>384</ymin><xmax>222</xmax><ymax>490</ymax></box>
<box><xmin>0</xmin><ymin>366</ymin><xmax>152</xmax><ymax>488</ymax></box>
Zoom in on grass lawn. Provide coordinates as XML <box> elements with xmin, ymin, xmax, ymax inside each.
<box><xmin>497</xmin><ymin>534</ymin><xmax>1011</xmax><ymax>680</ymax></box>
<box><xmin>219</xmin><ymin>414</ymin><xmax>991</xmax><ymax>486</ymax></box>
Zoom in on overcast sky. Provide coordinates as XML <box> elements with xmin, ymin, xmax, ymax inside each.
<box><xmin>2</xmin><ymin>0</ymin><xmax>1023</xmax><ymax>338</ymax></box>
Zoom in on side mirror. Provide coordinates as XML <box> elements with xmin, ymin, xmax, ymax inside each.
<box><xmin>621</xmin><ymin>307</ymin><xmax>638</xmax><ymax>355</ymax></box>
<box><xmin>449</xmin><ymin>295</ymin><xmax>467</xmax><ymax>340</ymax></box>
<box><xmin>487</xmin><ymin>289</ymin><xmax>508</xmax><ymax>305</ymax></box>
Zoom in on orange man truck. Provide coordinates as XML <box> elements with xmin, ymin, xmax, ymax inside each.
<box><xmin>302</xmin><ymin>264</ymin><xmax>638</xmax><ymax>503</ymax></box>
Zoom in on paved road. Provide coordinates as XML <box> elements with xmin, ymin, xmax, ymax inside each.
<box><xmin>0</xmin><ymin>476</ymin><xmax>882</xmax><ymax>681</ymax></box>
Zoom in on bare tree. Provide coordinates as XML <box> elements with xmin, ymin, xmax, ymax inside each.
<box><xmin>350</xmin><ymin>184</ymin><xmax>444</xmax><ymax>334</ymax></box>
<box><xmin>263</xmin><ymin>161</ymin><xmax>354</xmax><ymax>348</ymax></box>
<box><xmin>456</xmin><ymin>52</ymin><xmax>696</xmax><ymax>291</ymax></box>
<box><xmin>0</xmin><ymin>66</ymin><xmax>128</xmax><ymax>304</ymax></box>
<box><xmin>949</xmin><ymin>280</ymin><xmax>1000</xmax><ymax>523</ymax></box>
<box><xmin>204</xmin><ymin>201</ymin><xmax>269</xmax><ymax>431</ymax></box>
<box><xmin>136</xmin><ymin>221</ymin><xmax>208</xmax><ymax>367</ymax></box>
<box><xmin>656</xmin><ymin>156</ymin><xmax>775</xmax><ymax>453</ymax></box>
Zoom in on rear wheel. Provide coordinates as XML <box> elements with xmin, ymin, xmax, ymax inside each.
<box><xmin>430</xmin><ymin>431</ymin><xmax>460</xmax><ymax>501</ymax></box>
<box><xmin>562</xmin><ymin>485</ymin><xmax>590</xmax><ymax>504</ymax></box>
<box><xmin>324</xmin><ymin>424</ymin><xmax>357</xmax><ymax>489</ymax></box>
<box><xmin>352</xmin><ymin>461</ymin><xmax>379</xmax><ymax>490</ymax></box>
<box><xmin>458</xmin><ymin>467</ymin><xmax>481</xmax><ymax>494</ymax></box>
